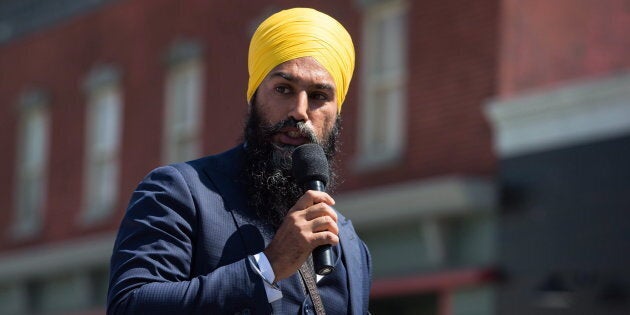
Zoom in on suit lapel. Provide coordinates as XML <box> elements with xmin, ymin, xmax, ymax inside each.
<box><xmin>339</xmin><ymin>216</ymin><xmax>363</xmax><ymax>315</ymax></box>
<box><xmin>201</xmin><ymin>145</ymin><xmax>275</xmax><ymax>253</ymax></box>
<box><xmin>201</xmin><ymin>145</ymin><xmax>365</xmax><ymax>313</ymax></box>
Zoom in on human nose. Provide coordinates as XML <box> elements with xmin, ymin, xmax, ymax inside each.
<box><xmin>288</xmin><ymin>91</ymin><xmax>309</xmax><ymax>122</ymax></box>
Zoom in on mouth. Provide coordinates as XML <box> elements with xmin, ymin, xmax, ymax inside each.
<box><xmin>273</xmin><ymin>128</ymin><xmax>310</xmax><ymax>147</ymax></box>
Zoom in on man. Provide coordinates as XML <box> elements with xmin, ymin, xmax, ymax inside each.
<box><xmin>108</xmin><ymin>7</ymin><xmax>371</xmax><ymax>315</ymax></box>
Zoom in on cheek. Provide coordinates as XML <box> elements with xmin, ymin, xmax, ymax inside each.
<box><xmin>254</xmin><ymin>99</ymin><xmax>284</xmax><ymax>126</ymax></box>
<box><xmin>315</xmin><ymin>110</ymin><xmax>337</xmax><ymax>138</ymax></box>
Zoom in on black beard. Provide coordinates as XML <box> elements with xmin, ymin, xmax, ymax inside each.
<box><xmin>241</xmin><ymin>104</ymin><xmax>341</xmax><ymax>227</ymax></box>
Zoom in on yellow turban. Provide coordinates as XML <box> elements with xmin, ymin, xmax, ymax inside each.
<box><xmin>247</xmin><ymin>8</ymin><xmax>355</xmax><ymax>112</ymax></box>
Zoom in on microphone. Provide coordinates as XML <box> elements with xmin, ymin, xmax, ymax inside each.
<box><xmin>292</xmin><ymin>143</ymin><xmax>335</xmax><ymax>276</ymax></box>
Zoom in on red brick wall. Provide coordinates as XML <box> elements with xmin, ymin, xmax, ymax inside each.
<box><xmin>0</xmin><ymin>0</ymin><xmax>360</xmax><ymax>249</ymax></box>
<box><xmin>5</xmin><ymin>0</ymin><xmax>626</xmax><ymax>250</ymax></box>
<box><xmin>340</xmin><ymin>0</ymin><xmax>500</xmax><ymax>191</ymax></box>
<box><xmin>0</xmin><ymin>0</ymin><xmax>502</xmax><ymax>248</ymax></box>
<box><xmin>498</xmin><ymin>0</ymin><xmax>630</xmax><ymax>97</ymax></box>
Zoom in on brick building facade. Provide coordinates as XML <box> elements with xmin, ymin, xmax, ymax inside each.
<box><xmin>0</xmin><ymin>0</ymin><xmax>628</xmax><ymax>314</ymax></box>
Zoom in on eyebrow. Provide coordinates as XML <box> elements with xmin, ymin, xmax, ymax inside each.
<box><xmin>270</xmin><ymin>71</ymin><xmax>294</xmax><ymax>81</ymax></box>
<box><xmin>270</xmin><ymin>71</ymin><xmax>334</xmax><ymax>91</ymax></box>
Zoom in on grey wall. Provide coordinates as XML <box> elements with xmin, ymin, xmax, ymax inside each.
<box><xmin>497</xmin><ymin>135</ymin><xmax>630</xmax><ymax>315</ymax></box>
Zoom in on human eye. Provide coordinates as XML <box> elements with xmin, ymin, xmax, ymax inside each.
<box><xmin>275</xmin><ymin>86</ymin><xmax>291</xmax><ymax>95</ymax></box>
<box><xmin>310</xmin><ymin>91</ymin><xmax>330</xmax><ymax>101</ymax></box>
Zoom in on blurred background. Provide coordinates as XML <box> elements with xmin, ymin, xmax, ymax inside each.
<box><xmin>0</xmin><ymin>0</ymin><xmax>629</xmax><ymax>314</ymax></box>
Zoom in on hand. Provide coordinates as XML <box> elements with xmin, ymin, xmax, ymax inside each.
<box><xmin>263</xmin><ymin>190</ymin><xmax>339</xmax><ymax>281</ymax></box>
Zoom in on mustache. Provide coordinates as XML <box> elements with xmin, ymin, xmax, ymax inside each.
<box><xmin>261</xmin><ymin>118</ymin><xmax>319</xmax><ymax>145</ymax></box>
<box><xmin>242</xmin><ymin>106</ymin><xmax>341</xmax><ymax>227</ymax></box>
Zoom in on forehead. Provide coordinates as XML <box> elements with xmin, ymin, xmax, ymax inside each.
<box><xmin>266</xmin><ymin>57</ymin><xmax>335</xmax><ymax>88</ymax></box>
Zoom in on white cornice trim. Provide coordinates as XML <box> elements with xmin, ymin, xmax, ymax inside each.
<box><xmin>485</xmin><ymin>72</ymin><xmax>630</xmax><ymax>158</ymax></box>
<box><xmin>0</xmin><ymin>177</ymin><xmax>496</xmax><ymax>281</ymax></box>
<box><xmin>0</xmin><ymin>233</ymin><xmax>115</xmax><ymax>283</ymax></box>
<box><xmin>335</xmin><ymin>176</ymin><xmax>496</xmax><ymax>230</ymax></box>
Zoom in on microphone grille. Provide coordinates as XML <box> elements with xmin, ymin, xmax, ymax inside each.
<box><xmin>291</xmin><ymin>143</ymin><xmax>330</xmax><ymax>186</ymax></box>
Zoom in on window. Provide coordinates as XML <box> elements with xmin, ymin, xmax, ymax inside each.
<box><xmin>82</xmin><ymin>66</ymin><xmax>122</xmax><ymax>223</ymax></box>
<box><xmin>0</xmin><ymin>283</ymin><xmax>28</xmax><ymax>314</ymax></box>
<box><xmin>163</xmin><ymin>41</ymin><xmax>204</xmax><ymax>164</ymax></box>
<box><xmin>26</xmin><ymin>272</ymin><xmax>91</xmax><ymax>314</ymax></box>
<box><xmin>358</xmin><ymin>0</ymin><xmax>408</xmax><ymax>168</ymax></box>
<box><xmin>13</xmin><ymin>90</ymin><xmax>49</xmax><ymax>238</ymax></box>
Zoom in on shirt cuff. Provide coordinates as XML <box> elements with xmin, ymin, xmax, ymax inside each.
<box><xmin>253</xmin><ymin>252</ymin><xmax>283</xmax><ymax>303</ymax></box>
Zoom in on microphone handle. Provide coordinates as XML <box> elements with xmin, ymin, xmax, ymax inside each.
<box><xmin>304</xmin><ymin>180</ymin><xmax>335</xmax><ymax>276</ymax></box>
<box><xmin>303</xmin><ymin>180</ymin><xmax>326</xmax><ymax>192</ymax></box>
<box><xmin>313</xmin><ymin>244</ymin><xmax>334</xmax><ymax>275</ymax></box>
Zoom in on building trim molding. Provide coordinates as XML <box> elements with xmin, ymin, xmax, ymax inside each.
<box><xmin>0</xmin><ymin>233</ymin><xmax>115</xmax><ymax>282</ymax></box>
<box><xmin>0</xmin><ymin>0</ymin><xmax>117</xmax><ymax>44</ymax></box>
<box><xmin>336</xmin><ymin>176</ymin><xmax>496</xmax><ymax>230</ymax></box>
<box><xmin>371</xmin><ymin>267</ymin><xmax>498</xmax><ymax>298</ymax></box>
<box><xmin>485</xmin><ymin>72</ymin><xmax>630</xmax><ymax>158</ymax></box>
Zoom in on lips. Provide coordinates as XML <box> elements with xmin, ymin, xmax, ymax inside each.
<box><xmin>274</xmin><ymin>128</ymin><xmax>309</xmax><ymax>146</ymax></box>
<box><xmin>286</xmin><ymin>130</ymin><xmax>300</xmax><ymax>138</ymax></box>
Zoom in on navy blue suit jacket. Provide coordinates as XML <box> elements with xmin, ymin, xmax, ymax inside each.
<box><xmin>107</xmin><ymin>145</ymin><xmax>372</xmax><ymax>314</ymax></box>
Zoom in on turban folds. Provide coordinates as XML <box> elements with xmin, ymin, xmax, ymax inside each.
<box><xmin>247</xmin><ymin>8</ymin><xmax>355</xmax><ymax>112</ymax></box>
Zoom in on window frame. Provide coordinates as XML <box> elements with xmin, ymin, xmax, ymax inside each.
<box><xmin>162</xmin><ymin>41</ymin><xmax>204</xmax><ymax>164</ymax></box>
<box><xmin>81</xmin><ymin>65</ymin><xmax>123</xmax><ymax>224</ymax></box>
<box><xmin>356</xmin><ymin>0</ymin><xmax>409</xmax><ymax>170</ymax></box>
<box><xmin>13</xmin><ymin>89</ymin><xmax>50</xmax><ymax>239</ymax></box>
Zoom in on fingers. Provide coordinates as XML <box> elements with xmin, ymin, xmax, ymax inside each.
<box><xmin>300</xmin><ymin>202</ymin><xmax>340</xmax><ymax>248</ymax></box>
<box><xmin>264</xmin><ymin>191</ymin><xmax>339</xmax><ymax>281</ymax></box>
<box><xmin>303</xmin><ymin>202</ymin><xmax>338</xmax><ymax>223</ymax></box>
<box><xmin>310</xmin><ymin>214</ymin><xmax>339</xmax><ymax>235</ymax></box>
<box><xmin>311</xmin><ymin>229</ymin><xmax>339</xmax><ymax>248</ymax></box>
<box><xmin>285</xmin><ymin>195</ymin><xmax>339</xmax><ymax>241</ymax></box>
<box><xmin>290</xmin><ymin>190</ymin><xmax>335</xmax><ymax>213</ymax></box>
<box><xmin>288</xmin><ymin>190</ymin><xmax>338</xmax><ymax>225</ymax></box>
<box><xmin>283</xmin><ymin>203</ymin><xmax>339</xmax><ymax>245</ymax></box>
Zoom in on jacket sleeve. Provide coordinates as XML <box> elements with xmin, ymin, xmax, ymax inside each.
<box><xmin>107</xmin><ymin>165</ymin><xmax>271</xmax><ymax>315</ymax></box>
